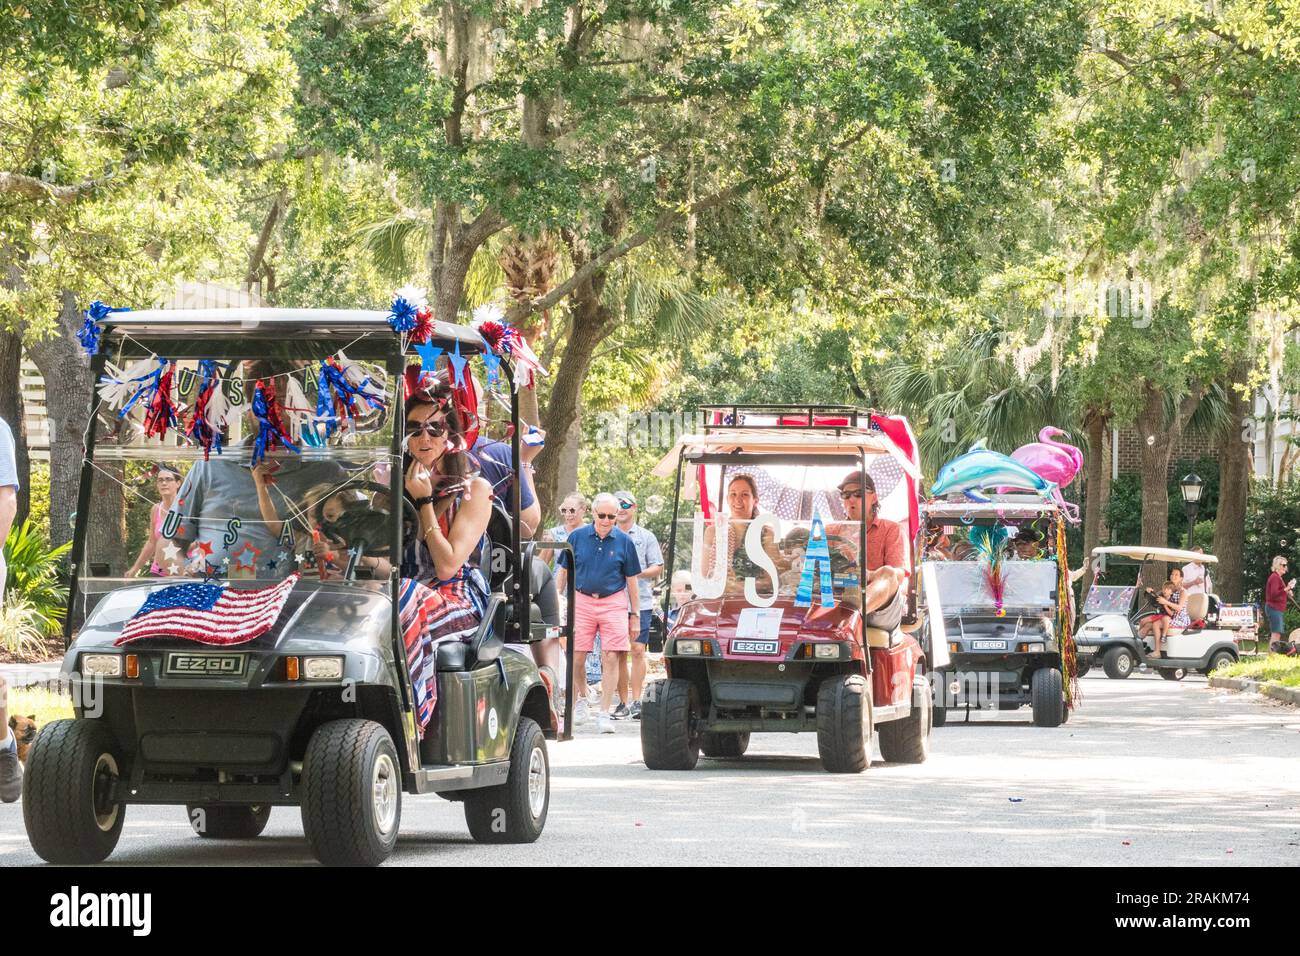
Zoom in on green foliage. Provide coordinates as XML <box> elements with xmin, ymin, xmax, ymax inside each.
<box><xmin>1105</xmin><ymin>456</ymin><xmax>1219</xmax><ymax>548</ymax></box>
<box><xmin>2</xmin><ymin>518</ymin><xmax>71</xmax><ymax>635</ymax></box>
<box><xmin>1243</xmin><ymin>480</ymin><xmax>1300</xmax><ymax>605</ymax></box>
<box><xmin>0</xmin><ymin>597</ymin><xmax>50</xmax><ymax>658</ymax></box>
<box><xmin>25</xmin><ymin>462</ymin><xmax>50</xmax><ymax>535</ymax></box>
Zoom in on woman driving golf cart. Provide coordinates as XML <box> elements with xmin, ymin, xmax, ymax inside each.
<box><xmin>701</xmin><ymin>474</ymin><xmax>785</xmax><ymax>593</ymax></box>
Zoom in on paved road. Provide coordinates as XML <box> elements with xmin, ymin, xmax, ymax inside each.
<box><xmin>2</xmin><ymin>673</ymin><xmax>1298</xmax><ymax>866</ymax></box>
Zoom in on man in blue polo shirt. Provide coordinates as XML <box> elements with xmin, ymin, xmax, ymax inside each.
<box><xmin>556</xmin><ymin>493</ymin><xmax>641</xmax><ymax>734</ymax></box>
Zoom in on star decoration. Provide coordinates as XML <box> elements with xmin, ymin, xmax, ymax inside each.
<box><xmin>202</xmin><ymin>561</ymin><xmax>223</xmax><ymax>583</ymax></box>
<box><xmin>414</xmin><ymin>340</ymin><xmax>443</xmax><ymax>371</ymax></box>
<box><xmin>276</xmin><ymin>550</ymin><xmax>289</xmax><ymax>565</ymax></box>
<box><xmin>231</xmin><ymin>541</ymin><xmax>263</xmax><ymax>574</ymax></box>
<box><xmin>165</xmin><ymin>560</ymin><xmax>179</xmax><ymax>575</ymax></box>
<box><xmin>447</xmin><ymin>340</ymin><xmax>468</xmax><ymax>385</ymax></box>
<box><xmin>194</xmin><ymin>540</ymin><xmax>213</xmax><ymax>558</ymax></box>
<box><xmin>161</xmin><ymin>541</ymin><xmax>181</xmax><ymax>563</ymax></box>
<box><xmin>265</xmin><ymin>558</ymin><xmax>279</xmax><ymax>572</ymax></box>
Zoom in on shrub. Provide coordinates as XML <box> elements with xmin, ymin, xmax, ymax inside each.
<box><xmin>0</xmin><ymin>597</ymin><xmax>50</xmax><ymax>658</ymax></box>
<box><xmin>1242</xmin><ymin>480</ymin><xmax>1300</xmax><ymax>605</ymax></box>
<box><xmin>3</xmin><ymin>518</ymin><xmax>71</xmax><ymax>635</ymax></box>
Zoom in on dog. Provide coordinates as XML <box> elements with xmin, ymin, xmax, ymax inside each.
<box><xmin>7</xmin><ymin>715</ymin><xmax>37</xmax><ymax>765</ymax></box>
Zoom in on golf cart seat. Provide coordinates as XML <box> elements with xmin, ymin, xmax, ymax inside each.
<box><xmin>863</xmin><ymin>626</ymin><xmax>899</xmax><ymax>648</ymax></box>
<box><xmin>1186</xmin><ymin>592</ymin><xmax>1209</xmax><ymax>621</ymax></box>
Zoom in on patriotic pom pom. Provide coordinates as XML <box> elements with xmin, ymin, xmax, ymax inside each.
<box><xmin>251</xmin><ymin>379</ymin><xmax>299</xmax><ymax>466</ymax></box>
<box><xmin>142</xmin><ymin>361</ymin><xmax>179</xmax><ymax>440</ymax></box>
<box><xmin>77</xmin><ymin>300</ymin><xmax>130</xmax><ymax>357</ymax></box>
<box><xmin>185</xmin><ymin>360</ymin><xmax>230</xmax><ymax>459</ymax></box>
<box><xmin>388</xmin><ymin>286</ymin><xmax>428</xmax><ymax>335</ymax></box>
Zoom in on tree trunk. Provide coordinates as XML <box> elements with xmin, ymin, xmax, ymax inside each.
<box><xmin>27</xmin><ymin>292</ymin><xmax>124</xmax><ymax>570</ymax></box>
<box><xmin>557</xmin><ymin>395</ymin><xmax>582</xmax><ymax>502</ymax></box>
<box><xmin>535</xmin><ymin>274</ymin><xmax>613</xmax><ymax>513</ymax></box>
<box><xmin>1212</xmin><ymin>368</ymin><xmax>1251</xmax><ymax>601</ymax></box>
<box><xmin>0</xmin><ymin>327</ymin><xmax>31</xmax><ymax>523</ymax></box>
<box><xmin>1081</xmin><ymin>407</ymin><xmax>1107</xmax><ymax>593</ymax></box>
<box><xmin>1134</xmin><ymin>381</ymin><xmax>1202</xmax><ymax>580</ymax></box>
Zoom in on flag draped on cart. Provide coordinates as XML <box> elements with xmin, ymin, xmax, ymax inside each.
<box><xmin>115</xmin><ymin>574</ymin><xmax>300</xmax><ymax>646</ymax></box>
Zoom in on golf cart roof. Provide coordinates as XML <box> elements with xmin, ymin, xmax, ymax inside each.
<box><xmin>650</xmin><ymin>428</ymin><xmax>921</xmax><ymax>479</ymax></box>
<box><xmin>1091</xmin><ymin>545</ymin><xmax>1217</xmax><ymax>564</ymax></box>
<box><xmin>923</xmin><ymin>496</ymin><xmax>1061</xmax><ymax>522</ymax></box>
<box><xmin>102</xmin><ymin>308</ymin><xmax>487</xmax><ymax>352</ymax></box>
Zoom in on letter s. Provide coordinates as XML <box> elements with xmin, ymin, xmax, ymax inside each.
<box><xmin>743</xmin><ymin>514</ymin><xmax>780</xmax><ymax>608</ymax></box>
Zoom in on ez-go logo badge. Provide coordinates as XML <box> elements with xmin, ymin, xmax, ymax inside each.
<box><xmin>165</xmin><ymin>653</ymin><xmax>246</xmax><ymax>677</ymax></box>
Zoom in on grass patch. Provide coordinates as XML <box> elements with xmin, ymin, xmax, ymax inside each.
<box><xmin>1219</xmin><ymin>654</ymin><xmax>1300</xmax><ymax>688</ymax></box>
<box><xmin>5</xmin><ymin>686</ymin><xmax>75</xmax><ymax>725</ymax></box>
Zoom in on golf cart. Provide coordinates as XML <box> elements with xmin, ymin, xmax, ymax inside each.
<box><xmin>640</xmin><ymin>405</ymin><xmax>936</xmax><ymax>773</ymax></box>
<box><xmin>1075</xmin><ymin>546</ymin><xmax>1246</xmax><ymax>680</ymax></box>
<box><xmin>919</xmin><ymin>497</ymin><xmax>1075</xmax><ymax>727</ymax></box>
<box><xmin>22</xmin><ymin>308</ymin><xmax>572</xmax><ymax>866</ymax></box>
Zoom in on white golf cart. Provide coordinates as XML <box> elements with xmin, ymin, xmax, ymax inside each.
<box><xmin>1075</xmin><ymin>546</ymin><xmax>1250</xmax><ymax>680</ymax></box>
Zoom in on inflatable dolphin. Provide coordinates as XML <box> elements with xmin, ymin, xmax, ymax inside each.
<box><xmin>931</xmin><ymin>441</ymin><xmax>1080</xmax><ymax>522</ymax></box>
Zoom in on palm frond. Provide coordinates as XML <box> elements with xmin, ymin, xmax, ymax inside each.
<box><xmin>353</xmin><ymin>214</ymin><xmax>430</xmax><ymax>283</ymax></box>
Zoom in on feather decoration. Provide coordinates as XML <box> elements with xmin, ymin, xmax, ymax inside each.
<box><xmin>142</xmin><ymin>361</ymin><xmax>179</xmax><ymax>440</ymax></box>
<box><xmin>968</xmin><ymin>525</ymin><xmax>1011</xmax><ymax>617</ymax></box>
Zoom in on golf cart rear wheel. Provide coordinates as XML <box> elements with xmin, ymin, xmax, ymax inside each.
<box><xmin>879</xmin><ymin>673</ymin><xmax>931</xmax><ymax>763</ymax></box>
<box><xmin>640</xmin><ymin>678</ymin><xmax>700</xmax><ymax>770</ymax></box>
<box><xmin>300</xmin><ymin>719</ymin><xmax>401</xmax><ymax>867</ymax></box>
<box><xmin>22</xmin><ymin>719</ymin><xmax>125</xmax><ymax>864</ymax></box>
<box><xmin>1204</xmin><ymin>650</ymin><xmax>1236</xmax><ymax>675</ymax></box>
<box><xmin>931</xmin><ymin>671</ymin><xmax>948</xmax><ymax>727</ymax></box>
<box><xmin>701</xmin><ymin>731</ymin><xmax>750</xmax><ymax>758</ymax></box>
<box><xmin>817</xmin><ymin>674</ymin><xmax>873</xmax><ymax>773</ymax></box>
<box><xmin>1158</xmin><ymin>667</ymin><xmax>1186</xmax><ymax>681</ymax></box>
<box><xmin>1031</xmin><ymin>668</ymin><xmax>1065</xmax><ymax>728</ymax></box>
<box><xmin>1075</xmin><ymin>660</ymin><xmax>1091</xmax><ymax>678</ymax></box>
<box><xmin>1102</xmin><ymin>646</ymin><xmax>1134</xmax><ymax>680</ymax></box>
<box><xmin>464</xmin><ymin>717</ymin><xmax>549</xmax><ymax>844</ymax></box>
<box><xmin>187</xmin><ymin>803</ymin><xmax>272</xmax><ymax>839</ymax></box>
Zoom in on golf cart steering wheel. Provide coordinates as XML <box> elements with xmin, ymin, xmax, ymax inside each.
<box><xmin>318</xmin><ymin>481</ymin><xmax>420</xmax><ymax>581</ymax></box>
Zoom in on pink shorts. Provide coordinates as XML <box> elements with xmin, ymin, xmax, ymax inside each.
<box><xmin>573</xmin><ymin>592</ymin><xmax>631</xmax><ymax>653</ymax></box>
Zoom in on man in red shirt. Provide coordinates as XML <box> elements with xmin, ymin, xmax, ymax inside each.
<box><xmin>833</xmin><ymin>471</ymin><xmax>906</xmax><ymax>630</ymax></box>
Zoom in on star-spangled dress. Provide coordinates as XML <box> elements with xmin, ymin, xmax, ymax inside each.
<box><xmin>397</xmin><ymin>486</ymin><xmax>490</xmax><ymax>735</ymax></box>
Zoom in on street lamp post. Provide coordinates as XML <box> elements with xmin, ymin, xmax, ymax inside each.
<box><xmin>1179</xmin><ymin>472</ymin><xmax>1204</xmax><ymax>551</ymax></box>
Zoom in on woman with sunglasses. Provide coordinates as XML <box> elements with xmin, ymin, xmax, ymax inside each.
<box><xmin>398</xmin><ymin>370</ymin><xmax>494</xmax><ymax>732</ymax></box>
<box><xmin>543</xmin><ymin>493</ymin><xmax>588</xmax><ymax>559</ymax></box>
<box><xmin>701</xmin><ymin>474</ymin><xmax>784</xmax><ymax>595</ymax></box>
<box><xmin>127</xmin><ymin>465</ymin><xmax>183</xmax><ymax>576</ymax></box>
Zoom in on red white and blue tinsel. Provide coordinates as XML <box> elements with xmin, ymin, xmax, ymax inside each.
<box><xmin>387</xmin><ymin>286</ymin><xmax>434</xmax><ymax>344</ymax></box>
<box><xmin>185</xmin><ymin>359</ymin><xmax>230</xmax><ymax>459</ymax></box>
<box><xmin>471</xmin><ymin>303</ymin><xmax>546</xmax><ymax>389</ymax></box>
<box><xmin>250</xmin><ymin>379</ymin><xmax>299</xmax><ymax>466</ymax></box>
<box><xmin>103</xmin><ymin>355</ymin><xmax>169</xmax><ymax>421</ymax></box>
<box><xmin>316</xmin><ymin>355</ymin><xmax>387</xmax><ymax>439</ymax></box>
<box><xmin>78</xmin><ymin>300</ymin><xmax>130</xmax><ymax>357</ymax></box>
<box><xmin>142</xmin><ymin>360</ymin><xmax>179</xmax><ymax>440</ymax></box>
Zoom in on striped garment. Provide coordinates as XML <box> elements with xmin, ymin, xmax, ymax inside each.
<box><xmin>399</xmin><ymin>568</ymin><xmax>489</xmax><ymax>736</ymax></box>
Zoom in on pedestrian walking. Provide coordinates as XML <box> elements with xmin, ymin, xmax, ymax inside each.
<box><xmin>1265</xmin><ymin>555</ymin><xmax>1295</xmax><ymax>654</ymax></box>
<box><xmin>0</xmin><ymin>414</ymin><xmax>23</xmax><ymax>802</ymax></box>
<box><xmin>555</xmin><ymin>493</ymin><xmax>642</xmax><ymax>733</ymax></box>
<box><xmin>613</xmin><ymin>490</ymin><xmax>663</xmax><ymax>719</ymax></box>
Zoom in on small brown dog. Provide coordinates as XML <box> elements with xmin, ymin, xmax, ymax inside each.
<box><xmin>8</xmin><ymin>715</ymin><xmax>37</xmax><ymax>765</ymax></box>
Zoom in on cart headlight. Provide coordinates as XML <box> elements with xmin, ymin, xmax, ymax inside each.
<box><xmin>303</xmin><ymin>656</ymin><xmax>344</xmax><ymax>680</ymax></box>
<box><xmin>81</xmin><ymin>653</ymin><xmax>122</xmax><ymax>677</ymax></box>
<box><xmin>1019</xmin><ymin>642</ymin><xmax>1046</xmax><ymax>653</ymax></box>
<box><xmin>676</xmin><ymin>639</ymin><xmax>702</xmax><ymax>656</ymax></box>
<box><xmin>814</xmin><ymin>644</ymin><xmax>840</xmax><ymax>659</ymax></box>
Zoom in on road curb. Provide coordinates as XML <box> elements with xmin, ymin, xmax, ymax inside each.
<box><xmin>1209</xmin><ymin>675</ymin><xmax>1300</xmax><ymax>706</ymax></box>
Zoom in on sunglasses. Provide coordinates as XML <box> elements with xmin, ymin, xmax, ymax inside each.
<box><xmin>839</xmin><ymin>490</ymin><xmax>862</xmax><ymax>500</ymax></box>
<box><xmin>619</xmin><ymin>501</ymin><xmax>635</xmax><ymax>509</ymax></box>
<box><xmin>595</xmin><ymin>512</ymin><xmax>618</xmax><ymax>520</ymax></box>
<box><xmin>405</xmin><ymin>420</ymin><xmax>448</xmax><ymax>439</ymax></box>
<box><xmin>560</xmin><ymin>507</ymin><xmax>580</xmax><ymax>515</ymax></box>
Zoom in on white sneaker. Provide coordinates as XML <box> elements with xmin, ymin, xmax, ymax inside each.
<box><xmin>574</xmin><ymin>697</ymin><xmax>589</xmax><ymax>726</ymax></box>
<box><xmin>587</xmin><ymin>689</ymin><xmax>600</xmax><ymax>706</ymax></box>
<box><xmin>598</xmin><ymin>713</ymin><xmax>615</xmax><ymax>734</ymax></box>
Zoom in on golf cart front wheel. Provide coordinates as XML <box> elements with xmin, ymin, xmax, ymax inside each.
<box><xmin>187</xmin><ymin>803</ymin><xmax>272</xmax><ymax>839</ymax></box>
<box><xmin>1102</xmin><ymin>646</ymin><xmax>1134</xmax><ymax>680</ymax></box>
<box><xmin>1159</xmin><ymin>667</ymin><xmax>1186</xmax><ymax>681</ymax></box>
<box><xmin>640</xmin><ymin>678</ymin><xmax>701</xmax><ymax>770</ymax></box>
<box><xmin>301</xmin><ymin>719</ymin><xmax>401</xmax><ymax>866</ymax></box>
<box><xmin>22</xmin><ymin>719</ymin><xmax>125</xmax><ymax>864</ymax></box>
<box><xmin>1031</xmin><ymin>668</ymin><xmax>1065</xmax><ymax>728</ymax></box>
<box><xmin>701</xmin><ymin>731</ymin><xmax>750</xmax><ymax>758</ymax></box>
<box><xmin>464</xmin><ymin>717</ymin><xmax>549</xmax><ymax>844</ymax></box>
<box><xmin>878</xmin><ymin>673</ymin><xmax>931</xmax><ymax>763</ymax></box>
<box><xmin>817</xmin><ymin>674</ymin><xmax>873</xmax><ymax>773</ymax></box>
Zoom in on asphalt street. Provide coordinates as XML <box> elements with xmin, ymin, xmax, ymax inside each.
<box><xmin>2</xmin><ymin>673</ymin><xmax>1297</xmax><ymax>866</ymax></box>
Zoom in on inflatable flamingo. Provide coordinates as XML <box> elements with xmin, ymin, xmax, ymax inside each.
<box><xmin>998</xmin><ymin>427</ymin><xmax>1083</xmax><ymax>491</ymax></box>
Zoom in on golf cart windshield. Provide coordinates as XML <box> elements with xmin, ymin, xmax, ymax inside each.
<box><xmin>76</xmin><ymin>331</ymin><xmax>401</xmax><ymax>627</ymax></box>
<box><xmin>928</xmin><ymin>561</ymin><xmax>1059</xmax><ymax>613</ymax></box>
<box><xmin>670</xmin><ymin>459</ymin><xmax>909</xmax><ymax>604</ymax></box>
<box><xmin>1083</xmin><ymin>584</ymin><xmax>1136</xmax><ymax>616</ymax></box>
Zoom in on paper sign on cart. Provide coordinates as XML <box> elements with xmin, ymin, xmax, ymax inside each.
<box><xmin>735</xmin><ymin>607</ymin><xmax>784</xmax><ymax>640</ymax></box>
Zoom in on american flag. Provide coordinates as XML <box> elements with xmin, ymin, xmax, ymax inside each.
<box><xmin>115</xmin><ymin>573</ymin><xmax>300</xmax><ymax>647</ymax></box>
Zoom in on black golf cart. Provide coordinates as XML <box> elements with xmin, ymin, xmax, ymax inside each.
<box><xmin>920</xmin><ymin>496</ymin><xmax>1075</xmax><ymax>727</ymax></box>
<box><xmin>21</xmin><ymin>308</ymin><xmax>572</xmax><ymax>866</ymax></box>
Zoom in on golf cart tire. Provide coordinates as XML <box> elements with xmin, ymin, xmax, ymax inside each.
<box><xmin>464</xmin><ymin>717</ymin><xmax>549</xmax><ymax>844</ymax></box>
<box><xmin>300</xmin><ymin>719</ymin><xmax>401</xmax><ymax>867</ymax></box>
<box><xmin>1205</xmin><ymin>650</ymin><xmax>1236</xmax><ymax>675</ymax></box>
<box><xmin>817</xmin><ymin>674</ymin><xmax>873</xmax><ymax>773</ymax></box>
<box><xmin>187</xmin><ymin>803</ymin><xmax>272</xmax><ymax>839</ymax></box>
<box><xmin>1102</xmin><ymin>646</ymin><xmax>1134</xmax><ymax>680</ymax></box>
<box><xmin>1076</xmin><ymin>660</ymin><xmax>1091</xmax><ymax>678</ymax></box>
<box><xmin>641</xmin><ymin>678</ymin><xmax>700</xmax><ymax>770</ymax></box>
<box><xmin>878</xmin><ymin>675</ymin><xmax>931</xmax><ymax>764</ymax></box>
<box><xmin>22</xmin><ymin>719</ymin><xmax>125</xmax><ymax>864</ymax></box>
<box><xmin>1158</xmin><ymin>667</ymin><xmax>1186</xmax><ymax>681</ymax></box>
<box><xmin>931</xmin><ymin>671</ymin><xmax>948</xmax><ymax>727</ymax></box>
<box><xmin>701</xmin><ymin>731</ymin><xmax>750</xmax><ymax>758</ymax></box>
<box><xmin>1031</xmin><ymin>668</ymin><xmax>1065</xmax><ymax>728</ymax></box>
